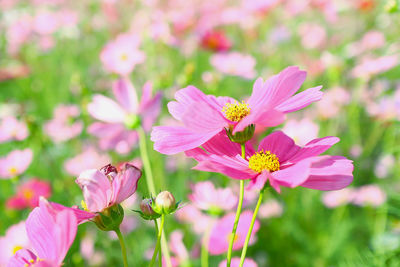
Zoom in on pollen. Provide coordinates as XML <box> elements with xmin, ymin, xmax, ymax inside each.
<box><xmin>22</xmin><ymin>189</ymin><xmax>34</xmax><ymax>200</ymax></box>
<box><xmin>9</xmin><ymin>166</ymin><xmax>18</xmax><ymax>175</ymax></box>
<box><xmin>248</xmin><ymin>150</ymin><xmax>280</xmax><ymax>173</ymax></box>
<box><xmin>222</xmin><ymin>101</ymin><xmax>250</xmax><ymax>122</ymax></box>
<box><xmin>120</xmin><ymin>53</ymin><xmax>128</xmax><ymax>61</ymax></box>
<box><xmin>81</xmin><ymin>200</ymin><xmax>89</xmax><ymax>212</ymax></box>
<box><xmin>12</xmin><ymin>245</ymin><xmax>23</xmax><ymax>254</ymax></box>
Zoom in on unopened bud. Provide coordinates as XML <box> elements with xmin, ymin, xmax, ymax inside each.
<box><xmin>153</xmin><ymin>191</ymin><xmax>177</xmax><ymax>215</ymax></box>
<box><xmin>137</xmin><ymin>198</ymin><xmax>160</xmax><ymax>220</ymax></box>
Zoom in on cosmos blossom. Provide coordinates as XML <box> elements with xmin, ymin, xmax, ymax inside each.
<box><xmin>151</xmin><ymin>66</ymin><xmax>323</xmax><ymax>155</ymax></box>
<box><xmin>88</xmin><ymin>78</ymin><xmax>162</xmax><ymax>154</ymax></box>
<box><xmin>0</xmin><ymin>149</ymin><xmax>33</xmax><ymax>179</ymax></box>
<box><xmin>76</xmin><ymin>163</ymin><xmax>142</xmax><ymax>213</ymax></box>
<box><xmin>0</xmin><ymin>116</ymin><xmax>29</xmax><ymax>143</ymax></box>
<box><xmin>208</xmin><ymin>210</ymin><xmax>260</xmax><ymax>255</ymax></box>
<box><xmin>187</xmin><ymin>131</ymin><xmax>353</xmax><ymax>193</ymax></box>
<box><xmin>0</xmin><ymin>221</ymin><xmax>31</xmax><ymax>267</ymax></box>
<box><xmin>6</xmin><ymin>178</ymin><xmax>52</xmax><ymax>210</ymax></box>
<box><xmin>7</xmin><ymin>200</ymin><xmax>80</xmax><ymax>267</ymax></box>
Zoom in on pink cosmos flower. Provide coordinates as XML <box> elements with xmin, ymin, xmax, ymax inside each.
<box><xmin>189</xmin><ymin>181</ymin><xmax>237</xmax><ymax>212</ymax></box>
<box><xmin>88</xmin><ymin>78</ymin><xmax>162</xmax><ymax>154</ymax></box>
<box><xmin>352</xmin><ymin>185</ymin><xmax>386</xmax><ymax>207</ymax></box>
<box><xmin>44</xmin><ymin>104</ymin><xmax>83</xmax><ymax>143</ymax></box>
<box><xmin>208</xmin><ymin>210</ymin><xmax>260</xmax><ymax>255</ymax></box>
<box><xmin>0</xmin><ymin>149</ymin><xmax>33</xmax><ymax>179</ymax></box>
<box><xmin>163</xmin><ymin>230</ymin><xmax>189</xmax><ymax>267</ymax></box>
<box><xmin>7</xmin><ymin>178</ymin><xmax>51</xmax><ymax>210</ymax></box>
<box><xmin>281</xmin><ymin>118</ymin><xmax>319</xmax><ymax>146</ymax></box>
<box><xmin>210</xmin><ymin>52</ymin><xmax>256</xmax><ymax>79</ymax></box>
<box><xmin>298</xmin><ymin>23</ymin><xmax>327</xmax><ymax>50</ymax></box>
<box><xmin>375</xmin><ymin>154</ymin><xmax>395</xmax><ymax>179</ymax></box>
<box><xmin>352</xmin><ymin>55</ymin><xmax>399</xmax><ymax>78</ymax></box>
<box><xmin>322</xmin><ymin>188</ymin><xmax>355</xmax><ymax>208</ymax></box>
<box><xmin>7</xmin><ymin>200</ymin><xmax>78</xmax><ymax>267</ymax></box>
<box><xmin>0</xmin><ymin>222</ymin><xmax>31</xmax><ymax>267</ymax></box>
<box><xmin>76</xmin><ymin>163</ymin><xmax>141</xmax><ymax>213</ymax></box>
<box><xmin>64</xmin><ymin>146</ymin><xmax>111</xmax><ymax>176</ymax></box>
<box><xmin>219</xmin><ymin>257</ymin><xmax>258</xmax><ymax>267</ymax></box>
<box><xmin>152</xmin><ymin>66</ymin><xmax>323</xmax><ymax>154</ymax></box>
<box><xmin>200</xmin><ymin>30</ymin><xmax>231</xmax><ymax>52</ymax></box>
<box><xmin>315</xmin><ymin>87</ymin><xmax>350</xmax><ymax>119</ymax></box>
<box><xmin>187</xmin><ymin>131</ymin><xmax>353</xmax><ymax>193</ymax></box>
<box><xmin>258</xmin><ymin>199</ymin><xmax>283</xmax><ymax>219</ymax></box>
<box><xmin>100</xmin><ymin>33</ymin><xmax>145</xmax><ymax>76</ymax></box>
<box><xmin>0</xmin><ymin>116</ymin><xmax>28</xmax><ymax>143</ymax></box>
<box><xmin>80</xmin><ymin>232</ymin><xmax>105</xmax><ymax>266</ymax></box>
<box><xmin>175</xmin><ymin>204</ymin><xmax>215</xmax><ymax>234</ymax></box>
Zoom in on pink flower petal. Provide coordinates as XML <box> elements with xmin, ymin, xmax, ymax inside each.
<box><xmin>289</xmin><ymin>136</ymin><xmax>340</xmax><ymax>163</ymax></box>
<box><xmin>258</xmin><ymin>131</ymin><xmax>300</xmax><ymax>163</ymax></box>
<box><xmin>276</xmin><ymin>86</ymin><xmax>323</xmax><ymax>113</ymax></box>
<box><xmin>87</xmin><ymin>95</ymin><xmax>126</xmax><ymax>123</ymax></box>
<box><xmin>112</xmin><ymin>78</ymin><xmax>138</xmax><ymax>113</ymax></box>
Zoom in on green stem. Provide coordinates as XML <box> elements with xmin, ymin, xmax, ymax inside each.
<box><xmin>150</xmin><ymin>215</ymin><xmax>165</xmax><ymax>267</ymax></box>
<box><xmin>239</xmin><ymin>189</ymin><xmax>265</xmax><ymax>267</ymax></box>
<box><xmin>201</xmin><ymin>229</ymin><xmax>210</xmax><ymax>267</ymax></box>
<box><xmin>226</xmin><ymin>144</ymin><xmax>246</xmax><ymax>267</ymax></box>
<box><xmin>115</xmin><ymin>228</ymin><xmax>128</xmax><ymax>267</ymax></box>
<box><xmin>154</xmin><ymin>220</ymin><xmax>162</xmax><ymax>267</ymax></box>
<box><xmin>137</xmin><ymin>126</ymin><xmax>156</xmax><ymax>195</ymax></box>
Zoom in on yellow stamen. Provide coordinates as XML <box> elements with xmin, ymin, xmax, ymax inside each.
<box><xmin>222</xmin><ymin>101</ymin><xmax>250</xmax><ymax>122</ymax></box>
<box><xmin>12</xmin><ymin>245</ymin><xmax>23</xmax><ymax>254</ymax></box>
<box><xmin>81</xmin><ymin>200</ymin><xmax>89</xmax><ymax>212</ymax></box>
<box><xmin>248</xmin><ymin>150</ymin><xmax>280</xmax><ymax>173</ymax></box>
<box><xmin>120</xmin><ymin>53</ymin><xmax>128</xmax><ymax>61</ymax></box>
<box><xmin>22</xmin><ymin>189</ymin><xmax>34</xmax><ymax>200</ymax></box>
<box><xmin>9</xmin><ymin>167</ymin><xmax>18</xmax><ymax>175</ymax></box>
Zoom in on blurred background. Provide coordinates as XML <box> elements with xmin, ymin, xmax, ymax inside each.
<box><xmin>1</xmin><ymin>0</ymin><xmax>400</xmax><ymax>266</ymax></box>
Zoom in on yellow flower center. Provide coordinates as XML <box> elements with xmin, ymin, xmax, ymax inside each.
<box><xmin>120</xmin><ymin>53</ymin><xmax>128</xmax><ymax>61</ymax></box>
<box><xmin>9</xmin><ymin>167</ymin><xmax>18</xmax><ymax>175</ymax></box>
<box><xmin>12</xmin><ymin>245</ymin><xmax>23</xmax><ymax>254</ymax></box>
<box><xmin>81</xmin><ymin>200</ymin><xmax>89</xmax><ymax>212</ymax></box>
<box><xmin>248</xmin><ymin>150</ymin><xmax>280</xmax><ymax>173</ymax></box>
<box><xmin>22</xmin><ymin>189</ymin><xmax>34</xmax><ymax>200</ymax></box>
<box><xmin>222</xmin><ymin>101</ymin><xmax>250</xmax><ymax>122</ymax></box>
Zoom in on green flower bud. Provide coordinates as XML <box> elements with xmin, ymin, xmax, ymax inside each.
<box><xmin>136</xmin><ymin>198</ymin><xmax>161</xmax><ymax>220</ymax></box>
<box><xmin>152</xmin><ymin>191</ymin><xmax>178</xmax><ymax>215</ymax></box>
<box><xmin>93</xmin><ymin>204</ymin><xmax>124</xmax><ymax>231</ymax></box>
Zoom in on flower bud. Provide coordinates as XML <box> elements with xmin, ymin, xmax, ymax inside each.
<box><xmin>153</xmin><ymin>191</ymin><xmax>177</xmax><ymax>215</ymax></box>
<box><xmin>138</xmin><ymin>198</ymin><xmax>160</xmax><ymax>220</ymax></box>
<box><xmin>225</xmin><ymin>124</ymin><xmax>255</xmax><ymax>144</ymax></box>
<box><xmin>93</xmin><ymin>204</ymin><xmax>124</xmax><ymax>231</ymax></box>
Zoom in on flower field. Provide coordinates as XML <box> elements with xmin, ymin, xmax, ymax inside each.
<box><xmin>1</xmin><ymin>0</ymin><xmax>400</xmax><ymax>266</ymax></box>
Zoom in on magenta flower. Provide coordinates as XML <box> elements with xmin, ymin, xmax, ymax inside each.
<box><xmin>88</xmin><ymin>78</ymin><xmax>162</xmax><ymax>154</ymax></box>
<box><xmin>219</xmin><ymin>257</ymin><xmax>258</xmax><ymax>267</ymax></box>
<box><xmin>208</xmin><ymin>210</ymin><xmax>260</xmax><ymax>255</ymax></box>
<box><xmin>7</xmin><ymin>200</ymin><xmax>79</xmax><ymax>267</ymax></box>
<box><xmin>187</xmin><ymin>131</ymin><xmax>353</xmax><ymax>193</ymax></box>
<box><xmin>44</xmin><ymin>104</ymin><xmax>83</xmax><ymax>143</ymax></box>
<box><xmin>189</xmin><ymin>181</ymin><xmax>237</xmax><ymax>212</ymax></box>
<box><xmin>100</xmin><ymin>33</ymin><xmax>145</xmax><ymax>76</ymax></box>
<box><xmin>0</xmin><ymin>221</ymin><xmax>31</xmax><ymax>267</ymax></box>
<box><xmin>76</xmin><ymin>163</ymin><xmax>141</xmax><ymax>213</ymax></box>
<box><xmin>151</xmin><ymin>66</ymin><xmax>322</xmax><ymax>154</ymax></box>
<box><xmin>0</xmin><ymin>149</ymin><xmax>33</xmax><ymax>179</ymax></box>
<box><xmin>0</xmin><ymin>116</ymin><xmax>28</xmax><ymax>143</ymax></box>
<box><xmin>6</xmin><ymin>178</ymin><xmax>51</xmax><ymax>210</ymax></box>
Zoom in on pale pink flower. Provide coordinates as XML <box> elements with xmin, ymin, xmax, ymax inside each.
<box><xmin>76</xmin><ymin>163</ymin><xmax>141</xmax><ymax>213</ymax></box>
<box><xmin>281</xmin><ymin>118</ymin><xmax>319</xmax><ymax>146</ymax></box>
<box><xmin>0</xmin><ymin>149</ymin><xmax>33</xmax><ymax>179</ymax></box>
<box><xmin>219</xmin><ymin>257</ymin><xmax>258</xmax><ymax>267</ymax></box>
<box><xmin>0</xmin><ymin>222</ymin><xmax>31</xmax><ymax>267</ymax></box>
<box><xmin>365</xmin><ymin>87</ymin><xmax>400</xmax><ymax>121</ymax></box>
<box><xmin>0</xmin><ymin>116</ymin><xmax>28</xmax><ymax>143</ymax></box>
<box><xmin>375</xmin><ymin>155</ymin><xmax>395</xmax><ymax>179</ymax></box>
<box><xmin>298</xmin><ymin>23</ymin><xmax>326</xmax><ymax>50</ymax></box>
<box><xmin>6</xmin><ymin>16</ymin><xmax>32</xmax><ymax>55</ymax></box>
<box><xmin>88</xmin><ymin>79</ymin><xmax>162</xmax><ymax>154</ymax></box>
<box><xmin>175</xmin><ymin>204</ymin><xmax>214</xmax><ymax>234</ymax></box>
<box><xmin>316</xmin><ymin>87</ymin><xmax>351</xmax><ymax>119</ymax></box>
<box><xmin>322</xmin><ymin>188</ymin><xmax>355</xmax><ymax>208</ymax></box>
<box><xmin>163</xmin><ymin>230</ymin><xmax>189</xmax><ymax>267</ymax></box>
<box><xmin>44</xmin><ymin>104</ymin><xmax>83</xmax><ymax>143</ymax></box>
<box><xmin>152</xmin><ymin>66</ymin><xmax>323</xmax><ymax>154</ymax></box>
<box><xmin>33</xmin><ymin>11</ymin><xmax>59</xmax><ymax>36</ymax></box>
<box><xmin>258</xmin><ymin>199</ymin><xmax>283</xmax><ymax>219</ymax></box>
<box><xmin>7</xmin><ymin>200</ymin><xmax>78</xmax><ymax>267</ymax></box>
<box><xmin>210</xmin><ymin>52</ymin><xmax>256</xmax><ymax>79</ymax></box>
<box><xmin>7</xmin><ymin>178</ymin><xmax>51</xmax><ymax>210</ymax></box>
<box><xmin>189</xmin><ymin>181</ymin><xmax>237</xmax><ymax>212</ymax></box>
<box><xmin>100</xmin><ymin>33</ymin><xmax>145</xmax><ymax>76</ymax></box>
<box><xmin>64</xmin><ymin>147</ymin><xmax>110</xmax><ymax>176</ymax></box>
<box><xmin>352</xmin><ymin>55</ymin><xmax>399</xmax><ymax>78</ymax></box>
<box><xmin>80</xmin><ymin>232</ymin><xmax>105</xmax><ymax>266</ymax></box>
<box><xmin>188</xmin><ymin>131</ymin><xmax>353</xmax><ymax>193</ymax></box>
<box><xmin>352</xmin><ymin>185</ymin><xmax>386</xmax><ymax>207</ymax></box>
<box><xmin>208</xmin><ymin>210</ymin><xmax>260</xmax><ymax>255</ymax></box>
